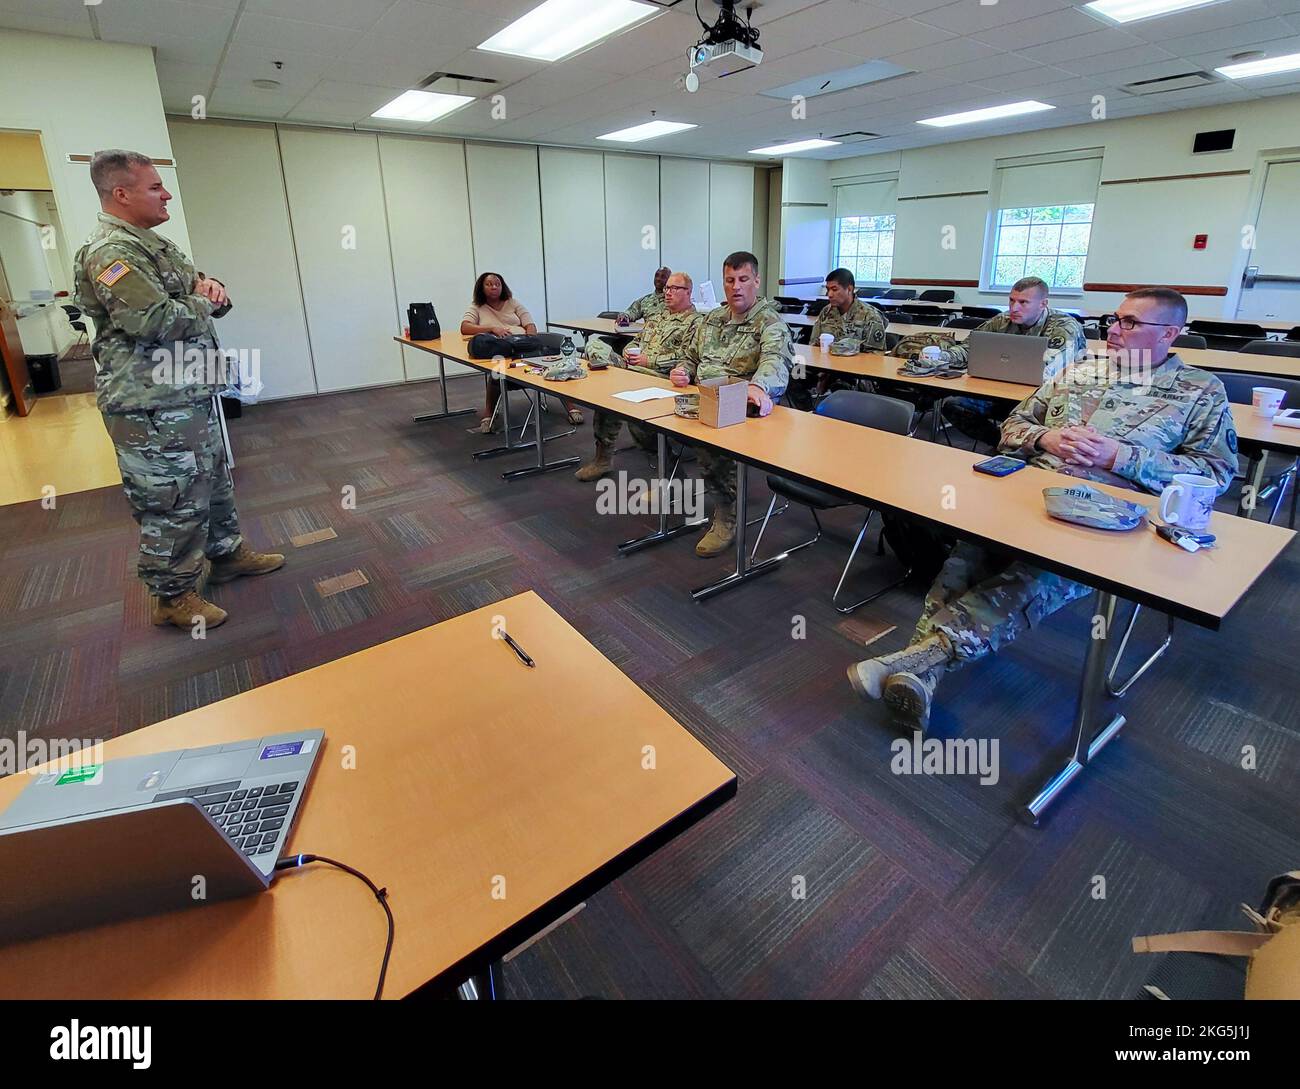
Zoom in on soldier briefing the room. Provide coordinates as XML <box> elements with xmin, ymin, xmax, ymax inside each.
<box><xmin>576</xmin><ymin>271</ymin><xmax>701</xmax><ymax>482</ymax></box>
<box><xmin>789</xmin><ymin>266</ymin><xmax>887</xmax><ymax>409</ymax></box>
<box><xmin>847</xmin><ymin>287</ymin><xmax>1238</xmax><ymax>731</ymax></box>
<box><xmin>932</xmin><ymin>275</ymin><xmax>1087</xmax><ymax>445</ymax></box>
<box><xmin>668</xmin><ymin>251</ymin><xmax>793</xmax><ymax>557</ymax></box>
<box><xmin>74</xmin><ymin>149</ymin><xmax>283</xmax><ymax>632</ymax></box>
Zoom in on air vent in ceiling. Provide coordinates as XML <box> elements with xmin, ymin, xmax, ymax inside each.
<box><xmin>1120</xmin><ymin>71</ymin><xmax>1218</xmax><ymax>95</ymax></box>
<box><xmin>830</xmin><ymin>131</ymin><xmax>883</xmax><ymax>143</ymax></box>
<box><xmin>418</xmin><ymin>71</ymin><xmax>499</xmax><ymax>95</ymax></box>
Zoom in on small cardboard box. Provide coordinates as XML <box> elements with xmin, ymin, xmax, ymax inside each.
<box><xmin>698</xmin><ymin>376</ymin><xmax>748</xmax><ymax>428</ymax></box>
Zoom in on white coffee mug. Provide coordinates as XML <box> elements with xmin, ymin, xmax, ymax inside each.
<box><xmin>1253</xmin><ymin>386</ymin><xmax>1285</xmax><ymax>418</ymax></box>
<box><xmin>818</xmin><ymin>333</ymin><xmax>834</xmax><ymax>351</ymax></box>
<box><xmin>1158</xmin><ymin>473</ymin><xmax>1216</xmax><ymax>531</ymax></box>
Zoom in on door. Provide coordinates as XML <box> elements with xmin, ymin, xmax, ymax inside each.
<box><xmin>0</xmin><ymin>258</ymin><xmax>36</xmax><ymax>417</ymax></box>
<box><xmin>1237</xmin><ymin>158</ymin><xmax>1300</xmax><ymax>324</ymax></box>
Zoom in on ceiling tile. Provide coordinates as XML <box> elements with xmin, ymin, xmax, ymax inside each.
<box><xmin>970</xmin><ymin>8</ymin><xmax>1105</xmax><ymax>50</ymax></box>
<box><xmin>244</xmin><ymin>0</ymin><xmax>397</xmax><ymax>31</ymax></box>
<box><xmin>886</xmin><ymin>37</ymin><xmax>1004</xmax><ymax>70</ymax></box>
<box><xmin>834</xmin><ymin>16</ymin><xmax>958</xmax><ymax>59</ymax></box>
<box><xmin>367</xmin><ymin>0</ymin><xmax>508</xmax><ymax>46</ymax></box>
<box><xmin>708</xmin><ymin>44</ymin><xmax>876</xmax><ymax>95</ymax></box>
<box><xmin>232</xmin><ymin>12</ymin><xmax>363</xmax><ymax>56</ymax></box>
<box><xmin>1165</xmin><ymin>17</ymin><xmax>1298</xmax><ymax>58</ymax></box>
<box><xmin>915</xmin><ymin>0</ymin><xmax>1074</xmax><ymax>36</ymax></box>
<box><xmin>932</xmin><ymin>51</ymin><xmax>1045</xmax><ymax>83</ymax></box>
<box><xmin>1057</xmin><ymin>43</ymin><xmax>1179</xmax><ymax>75</ymax></box>
<box><xmin>560</xmin><ymin>9</ymin><xmax>698</xmax><ymax>74</ymax></box>
<box><xmin>93</xmin><ymin>0</ymin><xmax>236</xmax><ymax>40</ymax></box>
<box><xmin>1123</xmin><ymin>0</ymin><xmax>1275</xmax><ymax>42</ymax></box>
<box><xmin>757</xmin><ymin>0</ymin><xmax>901</xmax><ymax>59</ymax></box>
<box><xmin>1018</xmin><ymin>27</ymin><xmax>1144</xmax><ymax>64</ymax></box>
<box><xmin>870</xmin><ymin>0</ymin><xmax>966</xmax><ymax>16</ymax></box>
<box><xmin>969</xmin><ymin>63</ymin><xmax>1082</xmax><ymax>92</ymax></box>
<box><xmin>0</xmin><ymin>0</ymin><xmax>93</xmax><ymax>19</ymax></box>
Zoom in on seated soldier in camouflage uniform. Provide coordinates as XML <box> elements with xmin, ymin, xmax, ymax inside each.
<box><xmin>788</xmin><ymin>267</ymin><xmax>887</xmax><ymax>410</ymax></box>
<box><xmin>586</xmin><ymin>266</ymin><xmax>672</xmax><ymax>363</ymax></box>
<box><xmin>576</xmin><ymin>271</ymin><xmax>702</xmax><ymax>481</ymax></box>
<box><xmin>936</xmin><ymin>276</ymin><xmax>1086</xmax><ymax>446</ymax></box>
<box><xmin>848</xmin><ymin>288</ymin><xmax>1238</xmax><ymax>729</ymax></box>
<box><xmin>668</xmin><ymin>252</ymin><xmax>793</xmax><ymax>556</ymax></box>
<box><xmin>74</xmin><ymin>150</ymin><xmax>284</xmax><ymax>632</ymax></box>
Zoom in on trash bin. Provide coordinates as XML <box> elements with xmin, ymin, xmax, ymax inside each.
<box><xmin>27</xmin><ymin>354</ymin><xmax>61</xmax><ymax>393</ymax></box>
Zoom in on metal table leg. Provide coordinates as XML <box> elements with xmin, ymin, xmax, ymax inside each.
<box><xmin>1021</xmin><ymin>591</ymin><xmax>1127</xmax><ymax>824</ymax></box>
<box><xmin>502</xmin><ymin>387</ymin><xmax>580</xmax><ymax>482</ymax></box>
<box><xmin>691</xmin><ymin>462</ymin><xmax>783</xmax><ymax>601</ymax></box>
<box><xmin>618</xmin><ymin>432</ymin><xmax>708</xmax><ymax>554</ymax></box>
<box><xmin>456</xmin><ymin>961</ymin><xmax>502</xmax><ymax>1000</ymax></box>
<box><xmin>413</xmin><ymin>351</ymin><xmax>476</xmax><ymax>423</ymax></box>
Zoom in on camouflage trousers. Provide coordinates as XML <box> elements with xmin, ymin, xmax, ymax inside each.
<box><xmin>105</xmin><ymin>399</ymin><xmax>242</xmax><ymax>599</ymax></box>
<box><xmin>592</xmin><ymin>410</ymin><xmax>656</xmax><ymax>450</ymax></box>
<box><xmin>584</xmin><ymin>334</ymin><xmax>632</xmax><ymax>369</ymax></box>
<box><xmin>697</xmin><ymin>449</ymin><xmax>738</xmax><ymax>518</ymax></box>
<box><xmin>913</xmin><ymin>541</ymin><xmax>1089</xmax><ymax>667</ymax></box>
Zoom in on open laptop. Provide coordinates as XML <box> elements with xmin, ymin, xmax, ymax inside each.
<box><xmin>0</xmin><ymin>729</ymin><xmax>323</xmax><ymax>946</ymax></box>
<box><xmin>966</xmin><ymin>330</ymin><xmax>1056</xmax><ymax>384</ymax></box>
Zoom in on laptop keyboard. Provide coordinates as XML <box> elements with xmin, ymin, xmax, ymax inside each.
<box><xmin>153</xmin><ymin>780</ymin><xmax>301</xmax><ymax>859</ymax></box>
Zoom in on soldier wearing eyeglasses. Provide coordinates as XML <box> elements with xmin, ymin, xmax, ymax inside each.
<box><xmin>848</xmin><ymin>287</ymin><xmax>1238</xmax><ymax>731</ymax></box>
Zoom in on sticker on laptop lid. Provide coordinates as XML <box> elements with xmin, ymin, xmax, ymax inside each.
<box><xmin>55</xmin><ymin>764</ymin><xmax>102</xmax><ymax>785</ymax></box>
<box><xmin>261</xmin><ymin>741</ymin><xmax>305</xmax><ymax>760</ymax></box>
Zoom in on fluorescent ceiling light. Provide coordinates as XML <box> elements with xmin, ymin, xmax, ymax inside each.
<box><xmin>1084</xmin><ymin>0</ymin><xmax>1223</xmax><ymax>24</ymax></box>
<box><xmin>748</xmin><ymin>138</ymin><xmax>841</xmax><ymax>155</ymax></box>
<box><xmin>1216</xmin><ymin>51</ymin><xmax>1300</xmax><ymax>78</ymax></box>
<box><xmin>371</xmin><ymin>90</ymin><xmax>474</xmax><ymax>123</ymax></box>
<box><xmin>598</xmin><ymin>120</ymin><xmax>697</xmax><ymax>142</ymax></box>
<box><xmin>918</xmin><ymin>100</ymin><xmax>1054</xmax><ymax>127</ymax></box>
<box><xmin>478</xmin><ymin>0</ymin><xmax>658</xmax><ymax>63</ymax></box>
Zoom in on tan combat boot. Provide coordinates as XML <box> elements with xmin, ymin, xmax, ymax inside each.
<box><xmin>574</xmin><ymin>441</ymin><xmax>614</xmax><ymax>482</ymax></box>
<box><xmin>695</xmin><ymin>510</ymin><xmax>736</xmax><ymax>557</ymax></box>
<box><xmin>152</xmin><ymin>591</ymin><xmax>228</xmax><ymax>630</ymax></box>
<box><xmin>846</xmin><ymin>634</ymin><xmax>952</xmax><ymax>702</ymax></box>
<box><xmin>209</xmin><ymin>543</ymin><xmax>285</xmax><ymax>584</ymax></box>
<box><xmin>883</xmin><ymin>670</ymin><xmax>939</xmax><ymax>731</ymax></box>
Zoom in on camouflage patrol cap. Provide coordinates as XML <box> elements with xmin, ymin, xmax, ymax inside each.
<box><xmin>1043</xmin><ymin>485</ymin><xmax>1148</xmax><ymax>531</ymax></box>
<box><xmin>543</xmin><ymin>356</ymin><xmax>586</xmax><ymax>381</ymax></box>
<box><xmin>829</xmin><ymin>336</ymin><xmax>861</xmax><ymax>356</ymax></box>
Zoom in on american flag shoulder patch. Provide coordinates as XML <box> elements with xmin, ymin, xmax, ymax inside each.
<box><xmin>96</xmin><ymin>260</ymin><xmax>131</xmax><ymax>287</ymax></box>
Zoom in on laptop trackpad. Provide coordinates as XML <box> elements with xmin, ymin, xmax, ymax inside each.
<box><xmin>160</xmin><ymin>751</ymin><xmax>251</xmax><ymax>790</ymax></box>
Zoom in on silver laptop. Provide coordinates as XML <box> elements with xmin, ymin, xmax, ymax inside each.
<box><xmin>0</xmin><ymin>729</ymin><xmax>323</xmax><ymax>945</ymax></box>
<box><xmin>966</xmin><ymin>330</ymin><xmax>1056</xmax><ymax>384</ymax></box>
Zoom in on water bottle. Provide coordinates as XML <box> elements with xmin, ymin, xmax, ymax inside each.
<box><xmin>561</xmin><ymin>336</ymin><xmax>576</xmax><ymax>364</ymax></box>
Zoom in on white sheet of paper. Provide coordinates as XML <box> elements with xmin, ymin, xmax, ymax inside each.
<box><xmin>612</xmin><ymin>387</ymin><xmax>679</xmax><ymax>403</ymax></box>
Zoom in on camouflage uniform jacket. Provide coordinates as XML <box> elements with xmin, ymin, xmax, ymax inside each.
<box><xmin>624</xmin><ymin>308</ymin><xmax>702</xmax><ymax>377</ymax></box>
<box><xmin>810</xmin><ymin>298</ymin><xmax>887</xmax><ymax>352</ymax></box>
<box><xmin>1000</xmin><ymin>354</ymin><xmax>1239</xmax><ymax>494</ymax></box>
<box><xmin>686</xmin><ymin>297</ymin><xmax>792</xmax><ymax>398</ymax></box>
<box><xmin>74</xmin><ymin>212</ymin><xmax>223</xmax><ymax>415</ymax></box>
<box><xmin>621</xmin><ymin>290</ymin><xmax>666</xmax><ymax>323</ymax></box>
<box><xmin>947</xmin><ymin>307</ymin><xmax>1085</xmax><ymax>378</ymax></box>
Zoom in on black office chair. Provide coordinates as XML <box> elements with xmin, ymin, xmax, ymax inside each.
<box><xmin>1172</xmin><ymin>334</ymin><xmax>1207</xmax><ymax>349</ymax></box>
<box><xmin>960</xmin><ymin>306</ymin><xmax>1000</xmax><ymax>320</ymax></box>
<box><xmin>61</xmin><ymin>303</ymin><xmax>89</xmax><ymax>348</ymax></box>
<box><xmin>1242</xmin><ymin>339</ymin><xmax>1300</xmax><ymax>357</ymax></box>
<box><xmin>1201</xmin><ymin>334</ymin><xmax>1257</xmax><ymax>351</ymax></box>
<box><xmin>1218</xmin><ymin>372</ymin><xmax>1300</xmax><ymax>528</ymax></box>
<box><xmin>805</xmin><ymin>298</ymin><xmax>829</xmax><ymax>317</ymax></box>
<box><xmin>747</xmin><ymin>391</ymin><xmax>916</xmax><ymax>613</ymax></box>
<box><xmin>1189</xmin><ymin>320</ymin><xmax>1268</xmax><ymax>340</ymax></box>
<box><xmin>879</xmin><ymin>288</ymin><xmax>917</xmax><ymax>300</ymax></box>
<box><xmin>1286</xmin><ymin>326</ymin><xmax>1300</xmax><ymax>342</ymax></box>
<box><xmin>772</xmin><ymin>295</ymin><xmax>807</xmax><ymax>313</ymax></box>
<box><xmin>918</xmin><ymin>289</ymin><xmax>956</xmax><ymax>303</ymax></box>
<box><xmin>942</xmin><ymin>315</ymin><xmax>983</xmax><ymax>330</ymax></box>
<box><xmin>597</xmin><ymin>310</ymin><xmax>620</xmax><ymax>320</ymax></box>
<box><xmin>1083</xmin><ymin>323</ymin><xmax>1105</xmax><ymax>341</ymax></box>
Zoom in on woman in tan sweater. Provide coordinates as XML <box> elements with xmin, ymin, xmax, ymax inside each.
<box><xmin>461</xmin><ymin>272</ymin><xmax>582</xmax><ymax>431</ymax></box>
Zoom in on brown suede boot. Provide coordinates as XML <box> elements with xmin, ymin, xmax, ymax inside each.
<box><xmin>574</xmin><ymin>441</ymin><xmax>614</xmax><ymax>482</ymax></box>
<box><xmin>209</xmin><ymin>543</ymin><xmax>285</xmax><ymax>584</ymax></box>
<box><xmin>883</xmin><ymin>669</ymin><xmax>939</xmax><ymax>731</ymax></box>
<box><xmin>695</xmin><ymin>510</ymin><xmax>736</xmax><ymax>557</ymax></box>
<box><xmin>152</xmin><ymin>591</ymin><xmax>228</xmax><ymax>630</ymax></box>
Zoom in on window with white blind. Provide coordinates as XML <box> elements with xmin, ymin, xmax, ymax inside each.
<box><xmin>832</xmin><ymin>175</ymin><xmax>897</xmax><ymax>287</ymax></box>
<box><xmin>987</xmin><ymin>153</ymin><xmax>1101</xmax><ymax>292</ymax></box>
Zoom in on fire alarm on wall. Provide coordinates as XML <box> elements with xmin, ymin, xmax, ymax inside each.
<box><xmin>1193</xmin><ymin>234</ymin><xmax>1208</xmax><ymax>249</ymax></box>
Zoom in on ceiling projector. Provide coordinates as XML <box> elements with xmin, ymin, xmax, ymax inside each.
<box><xmin>684</xmin><ymin>0</ymin><xmax>763</xmax><ymax>92</ymax></box>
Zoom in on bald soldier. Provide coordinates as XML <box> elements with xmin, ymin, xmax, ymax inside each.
<box><xmin>74</xmin><ymin>149</ymin><xmax>283</xmax><ymax>631</ymax></box>
<box><xmin>848</xmin><ymin>288</ymin><xmax>1237</xmax><ymax>729</ymax></box>
<box><xmin>669</xmin><ymin>251</ymin><xmax>793</xmax><ymax>556</ymax></box>
<box><xmin>576</xmin><ymin>271</ymin><xmax>701</xmax><ymax>481</ymax></box>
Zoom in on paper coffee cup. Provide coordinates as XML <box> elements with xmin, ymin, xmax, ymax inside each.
<box><xmin>818</xmin><ymin>333</ymin><xmax>834</xmax><ymax>351</ymax></box>
<box><xmin>1253</xmin><ymin>387</ymin><xmax>1285</xmax><ymax>418</ymax></box>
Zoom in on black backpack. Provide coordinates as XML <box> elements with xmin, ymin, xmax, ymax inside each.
<box><xmin>878</xmin><ymin>511</ymin><xmax>955</xmax><ymax>584</ymax></box>
<box><xmin>408</xmin><ymin>302</ymin><xmax>440</xmax><ymax>340</ymax></box>
<box><xmin>467</xmin><ymin>332</ymin><xmax>566</xmax><ymax>359</ymax></box>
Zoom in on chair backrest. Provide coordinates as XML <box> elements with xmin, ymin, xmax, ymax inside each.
<box><xmin>884</xmin><ymin>331</ymin><xmax>902</xmax><ymax>351</ymax></box>
<box><xmin>816</xmin><ymin>389</ymin><xmax>914</xmax><ymax>435</ymax></box>
<box><xmin>533</xmin><ymin>331</ymin><xmax>567</xmax><ymax>350</ymax></box>
<box><xmin>1287</xmin><ymin>326</ymin><xmax>1300</xmax><ymax>342</ymax></box>
<box><xmin>881</xmin><ymin>288</ymin><xmax>917</xmax><ymax>300</ymax></box>
<box><xmin>1083</xmin><ymin>323</ymin><xmax>1104</xmax><ymax>341</ymax></box>
<box><xmin>961</xmin><ymin>306</ymin><xmax>1000</xmax><ymax>320</ymax></box>
<box><xmin>1242</xmin><ymin>339</ymin><xmax>1300</xmax><ymax>357</ymax></box>
<box><xmin>943</xmin><ymin>315</ymin><xmax>983</xmax><ymax>329</ymax></box>
<box><xmin>1201</xmin><ymin>334</ymin><xmax>1255</xmax><ymax>352</ymax></box>
<box><xmin>918</xmin><ymin>289</ymin><xmax>955</xmax><ymax>302</ymax></box>
<box><xmin>597</xmin><ymin>311</ymin><xmax>620</xmax><ymax>319</ymax></box>
<box><xmin>1189</xmin><ymin>319</ymin><xmax>1268</xmax><ymax>340</ymax></box>
<box><xmin>805</xmin><ymin>299</ymin><xmax>829</xmax><ymax>317</ymax></box>
<box><xmin>1172</xmin><ymin>333</ymin><xmax>1207</xmax><ymax>349</ymax></box>
<box><xmin>60</xmin><ymin>304</ymin><xmax>82</xmax><ymax>320</ymax></box>
<box><xmin>1215</xmin><ymin>371</ymin><xmax>1300</xmax><ymax>407</ymax></box>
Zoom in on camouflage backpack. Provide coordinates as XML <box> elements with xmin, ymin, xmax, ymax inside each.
<box><xmin>889</xmin><ymin>331</ymin><xmax>957</xmax><ymax>361</ymax></box>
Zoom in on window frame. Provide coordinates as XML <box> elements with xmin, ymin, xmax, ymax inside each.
<box><xmin>985</xmin><ymin>202</ymin><xmax>1094</xmax><ymax>296</ymax></box>
<box><xmin>832</xmin><ymin>212</ymin><xmax>897</xmax><ymax>290</ymax></box>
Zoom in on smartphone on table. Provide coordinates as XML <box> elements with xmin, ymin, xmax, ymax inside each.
<box><xmin>972</xmin><ymin>456</ymin><xmax>1027</xmax><ymax>477</ymax></box>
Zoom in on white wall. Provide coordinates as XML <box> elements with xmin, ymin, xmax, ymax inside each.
<box><xmin>660</xmin><ymin>158</ymin><xmax>710</xmax><ymax>292</ymax></box>
<box><xmin>815</xmin><ymin>95</ymin><xmax>1300</xmax><ymax>318</ymax></box>
<box><xmin>603</xmin><ymin>153</ymin><xmax>660</xmax><ymax>311</ymax></box>
<box><xmin>778</xmin><ymin>159</ymin><xmax>831</xmax><ymax>300</ymax></box>
<box><xmin>708</xmin><ymin>163</ymin><xmax>756</xmax><ymax>285</ymax></box>
<box><xmin>540</xmin><ymin>147</ymin><xmax>607</xmax><ymax>321</ymax></box>
<box><xmin>467</xmin><ymin>143</ymin><xmax>548</xmax><ymax>329</ymax></box>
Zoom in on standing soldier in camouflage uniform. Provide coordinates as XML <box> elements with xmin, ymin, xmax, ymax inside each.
<box><xmin>789</xmin><ymin>267</ymin><xmax>887</xmax><ymax>409</ymax></box>
<box><xmin>576</xmin><ymin>271</ymin><xmax>701</xmax><ymax>481</ymax></box>
<box><xmin>936</xmin><ymin>276</ymin><xmax>1086</xmax><ymax>445</ymax></box>
<box><xmin>848</xmin><ymin>288</ymin><xmax>1237</xmax><ymax>728</ymax></box>
<box><xmin>669</xmin><ymin>251</ymin><xmax>792</xmax><ymax>556</ymax></box>
<box><xmin>74</xmin><ymin>149</ymin><xmax>283</xmax><ymax>631</ymax></box>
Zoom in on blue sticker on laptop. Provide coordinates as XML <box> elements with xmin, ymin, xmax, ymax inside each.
<box><xmin>261</xmin><ymin>741</ymin><xmax>304</xmax><ymax>759</ymax></box>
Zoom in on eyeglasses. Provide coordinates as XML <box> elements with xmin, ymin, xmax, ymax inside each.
<box><xmin>1104</xmin><ymin>313</ymin><xmax>1180</xmax><ymax>332</ymax></box>
<box><xmin>664</xmin><ymin>285</ymin><xmax>690</xmax><ymax>292</ymax></box>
